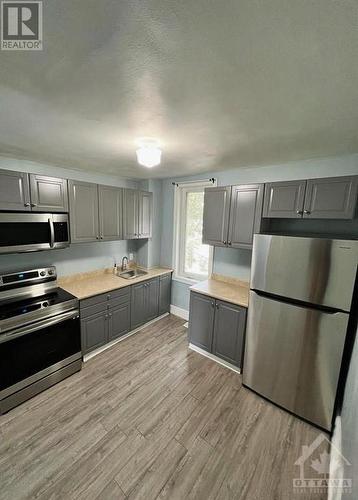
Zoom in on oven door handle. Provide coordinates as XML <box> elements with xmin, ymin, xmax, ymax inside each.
<box><xmin>49</xmin><ymin>217</ymin><xmax>55</xmax><ymax>248</ymax></box>
<box><xmin>0</xmin><ymin>310</ymin><xmax>79</xmax><ymax>344</ymax></box>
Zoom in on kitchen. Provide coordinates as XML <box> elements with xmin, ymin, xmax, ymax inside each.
<box><xmin>1</xmin><ymin>1</ymin><xmax>358</xmax><ymax>499</ymax></box>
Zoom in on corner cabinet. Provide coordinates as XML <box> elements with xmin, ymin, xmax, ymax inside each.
<box><xmin>188</xmin><ymin>291</ymin><xmax>246</xmax><ymax>369</ymax></box>
<box><xmin>123</xmin><ymin>189</ymin><xmax>153</xmax><ymax>239</ymax></box>
<box><xmin>263</xmin><ymin>176</ymin><xmax>358</xmax><ymax>219</ymax></box>
<box><xmin>202</xmin><ymin>184</ymin><xmax>263</xmax><ymax>249</ymax></box>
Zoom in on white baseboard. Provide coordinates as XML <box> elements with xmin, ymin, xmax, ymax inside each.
<box><xmin>83</xmin><ymin>313</ymin><xmax>169</xmax><ymax>362</ymax></box>
<box><xmin>188</xmin><ymin>343</ymin><xmax>241</xmax><ymax>374</ymax></box>
<box><xmin>170</xmin><ymin>305</ymin><xmax>189</xmax><ymax>321</ymax></box>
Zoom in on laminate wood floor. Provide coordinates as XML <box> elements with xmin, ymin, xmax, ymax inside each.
<box><xmin>0</xmin><ymin>315</ymin><xmax>328</xmax><ymax>500</ymax></box>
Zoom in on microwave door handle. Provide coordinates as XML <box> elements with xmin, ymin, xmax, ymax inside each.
<box><xmin>48</xmin><ymin>217</ymin><xmax>55</xmax><ymax>248</ymax></box>
<box><xmin>0</xmin><ymin>310</ymin><xmax>80</xmax><ymax>344</ymax></box>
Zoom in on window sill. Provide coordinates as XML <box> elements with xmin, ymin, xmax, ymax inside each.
<box><xmin>172</xmin><ymin>275</ymin><xmax>207</xmax><ymax>286</ymax></box>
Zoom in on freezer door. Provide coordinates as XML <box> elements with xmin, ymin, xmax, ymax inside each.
<box><xmin>243</xmin><ymin>291</ymin><xmax>348</xmax><ymax>431</ymax></box>
<box><xmin>251</xmin><ymin>234</ymin><xmax>358</xmax><ymax>311</ymax></box>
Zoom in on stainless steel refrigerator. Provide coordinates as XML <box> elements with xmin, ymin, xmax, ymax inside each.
<box><xmin>243</xmin><ymin>234</ymin><xmax>358</xmax><ymax>431</ymax></box>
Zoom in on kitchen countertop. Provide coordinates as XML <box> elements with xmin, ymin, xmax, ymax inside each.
<box><xmin>59</xmin><ymin>267</ymin><xmax>173</xmax><ymax>300</ymax></box>
<box><xmin>190</xmin><ymin>274</ymin><xmax>250</xmax><ymax>308</ymax></box>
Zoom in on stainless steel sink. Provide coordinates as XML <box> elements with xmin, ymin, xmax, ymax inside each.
<box><xmin>117</xmin><ymin>269</ymin><xmax>148</xmax><ymax>280</ymax></box>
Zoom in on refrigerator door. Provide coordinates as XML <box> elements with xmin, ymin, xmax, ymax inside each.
<box><xmin>243</xmin><ymin>291</ymin><xmax>348</xmax><ymax>430</ymax></box>
<box><xmin>251</xmin><ymin>234</ymin><xmax>358</xmax><ymax>311</ymax></box>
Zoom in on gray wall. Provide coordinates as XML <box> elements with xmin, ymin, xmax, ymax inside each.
<box><xmin>160</xmin><ymin>153</ymin><xmax>358</xmax><ymax>311</ymax></box>
<box><xmin>0</xmin><ymin>156</ymin><xmax>139</xmax><ymax>277</ymax></box>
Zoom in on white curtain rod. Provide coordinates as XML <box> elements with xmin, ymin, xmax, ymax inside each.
<box><xmin>172</xmin><ymin>177</ymin><xmax>215</xmax><ymax>187</ymax></box>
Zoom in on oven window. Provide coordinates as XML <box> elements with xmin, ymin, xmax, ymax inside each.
<box><xmin>0</xmin><ymin>222</ymin><xmax>50</xmax><ymax>247</ymax></box>
<box><xmin>0</xmin><ymin>316</ymin><xmax>81</xmax><ymax>391</ymax></box>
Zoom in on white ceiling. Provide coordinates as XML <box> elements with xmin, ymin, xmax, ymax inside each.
<box><xmin>0</xmin><ymin>0</ymin><xmax>357</xmax><ymax>179</ymax></box>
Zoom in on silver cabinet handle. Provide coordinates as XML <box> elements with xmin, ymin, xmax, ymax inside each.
<box><xmin>228</xmin><ymin>241</ymin><xmax>232</xmax><ymax>246</ymax></box>
<box><xmin>223</xmin><ymin>240</ymin><xmax>227</xmax><ymax>245</ymax></box>
<box><xmin>24</xmin><ymin>202</ymin><xmax>30</xmax><ymax>207</ymax></box>
<box><xmin>96</xmin><ymin>236</ymin><xmax>99</xmax><ymax>240</ymax></box>
<box><xmin>100</xmin><ymin>236</ymin><xmax>103</xmax><ymax>239</ymax></box>
<box><xmin>211</xmin><ymin>301</ymin><xmax>214</xmax><ymax>307</ymax></box>
<box><xmin>296</xmin><ymin>210</ymin><xmax>303</xmax><ymax>215</ymax></box>
<box><xmin>31</xmin><ymin>203</ymin><xmax>37</xmax><ymax>207</ymax></box>
<box><xmin>216</xmin><ymin>303</ymin><xmax>219</xmax><ymax>309</ymax></box>
<box><xmin>48</xmin><ymin>218</ymin><xmax>55</xmax><ymax>248</ymax></box>
<box><xmin>304</xmin><ymin>210</ymin><xmax>311</xmax><ymax>215</ymax></box>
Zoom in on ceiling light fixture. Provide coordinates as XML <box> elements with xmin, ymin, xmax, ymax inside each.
<box><xmin>136</xmin><ymin>138</ymin><xmax>162</xmax><ymax>168</ymax></box>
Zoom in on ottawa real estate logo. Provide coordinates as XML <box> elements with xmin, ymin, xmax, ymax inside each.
<box><xmin>1</xmin><ymin>1</ymin><xmax>42</xmax><ymax>50</ymax></box>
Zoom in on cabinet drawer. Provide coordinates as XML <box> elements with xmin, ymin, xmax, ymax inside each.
<box><xmin>108</xmin><ymin>294</ymin><xmax>130</xmax><ymax>309</ymax></box>
<box><xmin>80</xmin><ymin>287</ymin><xmax>130</xmax><ymax>310</ymax></box>
<box><xmin>80</xmin><ymin>301</ymin><xmax>107</xmax><ymax>319</ymax></box>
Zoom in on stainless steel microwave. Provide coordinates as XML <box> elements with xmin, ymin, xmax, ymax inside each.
<box><xmin>0</xmin><ymin>213</ymin><xmax>70</xmax><ymax>254</ymax></box>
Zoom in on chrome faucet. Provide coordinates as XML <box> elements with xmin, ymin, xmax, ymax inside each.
<box><xmin>121</xmin><ymin>256</ymin><xmax>129</xmax><ymax>271</ymax></box>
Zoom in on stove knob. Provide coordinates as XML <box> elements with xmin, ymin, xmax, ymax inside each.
<box><xmin>48</xmin><ymin>270</ymin><xmax>54</xmax><ymax>276</ymax></box>
<box><xmin>40</xmin><ymin>271</ymin><xmax>46</xmax><ymax>277</ymax></box>
<box><xmin>43</xmin><ymin>302</ymin><xmax>49</xmax><ymax>307</ymax></box>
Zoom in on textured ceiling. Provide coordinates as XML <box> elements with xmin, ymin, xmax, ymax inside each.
<box><xmin>0</xmin><ymin>0</ymin><xmax>358</xmax><ymax>179</ymax></box>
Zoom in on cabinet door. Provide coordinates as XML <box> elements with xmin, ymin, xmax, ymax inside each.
<box><xmin>0</xmin><ymin>169</ymin><xmax>30</xmax><ymax>211</ymax></box>
<box><xmin>131</xmin><ymin>282</ymin><xmax>146</xmax><ymax>329</ymax></box>
<box><xmin>109</xmin><ymin>302</ymin><xmax>130</xmax><ymax>340</ymax></box>
<box><xmin>202</xmin><ymin>186</ymin><xmax>231</xmax><ymax>246</ymax></box>
<box><xmin>138</xmin><ymin>191</ymin><xmax>153</xmax><ymax>238</ymax></box>
<box><xmin>212</xmin><ymin>300</ymin><xmax>246</xmax><ymax>368</ymax></box>
<box><xmin>69</xmin><ymin>180</ymin><xmax>99</xmax><ymax>243</ymax></box>
<box><xmin>123</xmin><ymin>189</ymin><xmax>139</xmax><ymax>239</ymax></box>
<box><xmin>188</xmin><ymin>292</ymin><xmax>214</xmax><ymax>352</ymax></box>
<box><xmin>159</xmin><ymin>273</ymin><xmax>172</xmax><ymax>315</ymax></box>
<box><xmin>263</xmin><ymin>180</ymin><xmax>306</xmax><ymax>218</ymax></box>
<box><xmin>303</xmin><ymin>176</ymin><xmax>358</xmax><ymax>219</ymax></box>
<box><xmin>81</xmin><ymin>311</ymin><xmax>108</xmax><ymax>354</ymax></box>
<box><xmin>29</xmin><ymin>174</ymin><xmax>68</xmax><ymax>212</ymax></box>
<box><xmin>146</xmin><ymin>278</ymin><xmax>159</xmax><ymax>322</ymax></box>
<box><xmin>98</xmin><ymin>185</ymin><xmax>123</xmax><ymax>241</ymax></box>
<box><xmin>228</xmin><ymin>184</ymin><xmax>264</xmax><ymax>249</ymax></box>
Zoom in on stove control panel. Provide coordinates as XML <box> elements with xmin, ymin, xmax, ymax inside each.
<box><xmin>0</xmin><ymin>267</ymin><xmax>57</xmax><ymax>289</ymax></box>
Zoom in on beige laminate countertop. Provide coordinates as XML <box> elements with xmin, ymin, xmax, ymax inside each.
<box><xmin>190</xmin><ymin>275</ymin><xmax>249</xmax><ymax>308</ymax></box>
<box><xmin>59</xmin><ymin>267</ymin><xmax>173</xmax><ymax>300</ymax></box>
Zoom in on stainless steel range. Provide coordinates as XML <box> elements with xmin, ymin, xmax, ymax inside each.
<box><xmin>0</xmin><ymin>266</ymin><xmax>81</xmax><ymax>414</ymax></box>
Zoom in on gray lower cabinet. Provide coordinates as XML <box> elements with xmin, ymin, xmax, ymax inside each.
<box><xmin>109</xmin><ymin>302</ymin><xmax>130</xmax><ymax>340</ymax></box>
<box><xmin>69</xmin><ymin>180</ymin><xmax>99</xmax><ymax>243</ymax></box>
<box><xmin>29</xmin><ymin>174</ymin><xmax>68</xmax><ymax>212</ymax></box>
<box><xmin>303</xmin><ymin>176</ymin><xmax>358</xmax><ymax>219</ymax></box>
<box><xmin>202</xmin><ymin>186</ymin><xmax>231</xmax><ymax>247</ymax></box>
<box><xmin>81</xmin><ymin>311</ymin><xmax>108</xmax><ymax>354</ymax></box>
<box><xmin>189</xmin><ymin>291</ymin><xmax>246</xmax><ymax>368</ymax></box>
<box><xmin>131</xmin><ymin>277</ymin><xmax>160</xmax><ymax>329</ymax></box>
<box><xmin>159</xmin><ymin>273</ymin><xmax>171</xmax><ymax>315</ymax></box>
<box><xmin>0</xmin><ymin>169</ymin><xmax>31</xmax><ymax>211</ymax></box>
<box><xmin>228</xmin><ymin>184</ymin><xmax>263</xmax><ymax>249</ymax></box>
<box><xmin>263</xmin><ymin>180</ymin><xmax>307</xmax><ymax>218</ymax></box>
<box><xmin>98</xmin><ymin>185</ymin><xmax>123</xmax><ymax>240</ymax></box>
<box><xmin>189</xmin><ymin>292</ymin><xmax>215</xmax><ymax>352</ymax></box>
<box><xmin>212</xmin><ymin>300</ymin><xmax>246</xmax><ymax>366</ymax></box>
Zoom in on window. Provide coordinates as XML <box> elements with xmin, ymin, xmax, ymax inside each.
<box><xmin>173</xmin><ymin>181</ymin><xmax>214</xmax><ymax>283</ymax></box>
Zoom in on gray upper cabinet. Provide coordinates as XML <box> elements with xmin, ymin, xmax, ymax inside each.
<box><xmin>303</xmin><ymin>176</ymin><xmax>358</xmax><ymax>219</ymax></box>
<box><xmin>69</xmin><ymin>180</ymin><xmax>99</xmax><ymax>243</ymax></box>
<box><xmin>202</xmin><ymin>186</ymin><xmax>231</xmax><ymax>247</ymax></box>
<box><xmin>212</xmin><ymin>300</ymin><xmax>246</xmax><ymax>367</ymax></box>
<box><xmin>159</xmin><ymin>273</ymin><xmax>172</xmax><ymax>315</ymax></box>
<box><xmin>0</xmin><ymin>169</ymin><xmax>30</xmax><ymax>211</ymax></box>
<box><xmin>188</xmin><ymin>292</ymin><xmax>215</xmax><ymax>352</ymax></box>
<box><xmin>29</xmin><ymin>174</ymin><xmax>68</xmax><ymax>212</ymax></box>
<box><xmin>263</xmin><ymin>180</ymin><xmax>306</xmax><ymax>218</ymax></box>
<box><xmin>228</xmin><ymin>184</ymin><xmax>264</xmax><ymax>249</ymax></box>
<box><xmin>123</xmin><ymin>189</ymin><xmax>139</xmax><ymax>239</ymax></box>
<box><xmin>138</xmin><ymin>191</ymin><xmax>153</xmax><ymax>238</ymax></box>
<box><xmin>98</xmin><ymin>185</ymin><xmax>123</xmax><ymax>240</ymax></box>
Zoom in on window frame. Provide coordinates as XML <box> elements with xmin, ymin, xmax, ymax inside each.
<box><xmin>172</xmin><ymin>180</ymin><xmax>215</xmax><ymax>284</ymax></box>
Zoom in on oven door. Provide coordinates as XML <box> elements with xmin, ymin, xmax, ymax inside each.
<box><xmin>0</xmin><ymin>213</ymin><xmax>70</xmax><ymax>254</ymax></box>
<box><xmin>0</xmin><ymin>309</ymin><xmax>81</xmax><ymax>398</ymax></box>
